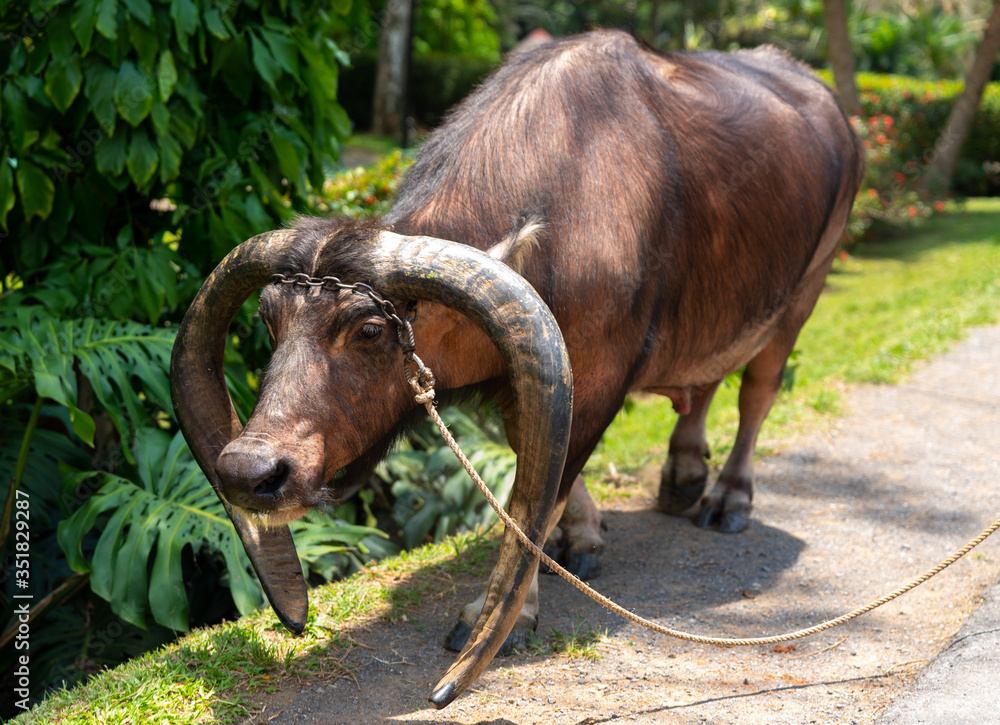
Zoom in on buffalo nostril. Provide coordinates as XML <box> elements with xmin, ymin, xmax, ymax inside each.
<box><xmin>254</xmin><ymin>462</ymin><xmax>288</xmax><ymax>499</ymax></box>
<box><xmin>216</xmin><ymin>451</ymin><xmax>292</xmax><ymax>510</ymax></box>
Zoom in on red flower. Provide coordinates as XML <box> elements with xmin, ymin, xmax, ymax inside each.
<box><xmin>907</xmin><ymin>205</ymin><xmax>918</xmax><ymax>217</ymax></box>
<box><xmin>868</xmin><ymin>188</ymin><xmax>879</xmax><ymax>199</ymax></box>
<box><xmin>882</xmin><ymin>115</ymin><xmax>894</xmax><ymax>127</ymax></box>
<box><xmin>365</xmin><ymin>196</ymin><xmax>377</xmax><ymax>205</ymax></box>
<box><xmin>876</xmin><ymin>134</ymin><xmax>888</xmax><ymax>145</ymax></box>
<box><xmin>893</xmin><ymin>171</ymin><xmax>907</xmax><ymax>183</ymax></box>
<box><xmin>933</xmin><ymin>200</ymin><xmax>946</xmax><ymax>213</ymax></box>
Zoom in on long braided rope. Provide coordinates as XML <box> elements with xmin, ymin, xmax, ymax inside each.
<box><xmin>406</xmin><ymin>366</ymin><xmax>1000</xmax><ymax>647</ymax></box>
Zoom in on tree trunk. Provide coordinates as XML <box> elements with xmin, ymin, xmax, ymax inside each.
<box><xmin>824</xmin><ymin>0</ymin><xmax>859</xmax><ymax>114</ymax></box>
<box><xmin>371</xmin><ymin>0</ymin><xmax>413</xmax><ymax>140</ymax></box>
<box><xmin>924</xmin><ymin>0</ymin><xmax>1000</xmax><ymax>191</ymax></box>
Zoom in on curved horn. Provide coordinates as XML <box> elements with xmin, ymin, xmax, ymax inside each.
<box><xmin>169</xmin><ymin>230</ymin><xmax>309</xmax><ymax>634</ymax></box>
<box><xmin>373</xmin><ymin>232</ymin><xmax>573</xmax><ymax>708</ymax></box>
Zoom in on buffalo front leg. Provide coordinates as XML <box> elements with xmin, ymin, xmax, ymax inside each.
<box><xmin>542</xmin><ymin>475</ymin><xmax>605</xmax><ymax>580</ymax></box>
<box><xmin>445</xmin><ymin>494</ymin><xmax>569</xmax><ymax>654</ymax></box>
<box><xmin>658</xmin><ymin>381</ymin><xmax>721</xmax><ymax>515</ymax></box>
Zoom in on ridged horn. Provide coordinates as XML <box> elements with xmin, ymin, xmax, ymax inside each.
<box><xmin>372</xmin><ymin>232</ymin><xmax>573</xmax><ymax>708</ymax></box>
<box><xmin>169</xmin><ymin>229</ymin><xmax>309</xmax><ymax>634</ymax></box>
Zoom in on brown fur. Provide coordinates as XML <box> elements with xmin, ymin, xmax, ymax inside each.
<box><xmin>216</xmin><ymin>30</ymin><xmax>862</xmax><ymax>544</ymax></box>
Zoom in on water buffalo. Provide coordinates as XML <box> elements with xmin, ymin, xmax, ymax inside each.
<box><xmin>171</xmin><ymin>30</ymin><xmax>863</xmax><ymax>708</ymax></box>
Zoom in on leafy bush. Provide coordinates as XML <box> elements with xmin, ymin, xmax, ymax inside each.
<box><xmin>850</xmin><ymin>7</ymin><xmax>977</xmax><ymax>79</ymax></box>
<box><xmin>378</xmin><ymin>407</ymin><xmax>517</xmax><ymax>550</ymax></box>
<box><xmin>829</xmin><ymin>73</ymin><xmax>1000</xmax><ymax>244</ymax></box>
<box><xmin>313</xmin><ymin>148</ymin><xmax>414</xmax><ymax>217</ymax></box>
<box><xmin>851</xmin><ymin>73</ymin><xmax>1000</xmax><ymax>198</ymax></box>
<box><xmin>0</xmin><ymin>0</ymin><xmax>371</xmax><ymax>704</ymax></box>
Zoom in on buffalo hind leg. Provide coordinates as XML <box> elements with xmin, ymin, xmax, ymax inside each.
<box><xmin>542</xmin><ymin>475</ymin><xmax>605</xmax><ymax>580</ymax></box>
<box><xmin>695</xmin><ymin>267</ymin><xmax>829</xmax><ymax>533</ymax></box>
<box><xmin>658</xmin><ymin>381</ymin><xmax>722</xmax><ymax>515</ymax></box>
<box><xmin>694</xmin><ymin>357</ymin><xmax>780</xmax><ymax>533</ymax></box>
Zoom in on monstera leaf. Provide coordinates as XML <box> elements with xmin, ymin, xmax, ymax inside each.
<box><xmin>58</xmin><ymin>429</ymin><xmax>264</xmax><ymax>632</ymax></box>
<box><xmin>0</xmin><ymin>306</ymin><xmax>174</xmax><ymax>460</ymax></box>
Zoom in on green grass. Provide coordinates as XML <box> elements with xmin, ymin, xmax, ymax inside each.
<box><xmin>15</xmin><ymin>199</ymin><xmax>1000</xmax><ymax>723</ymax></box>
<box><xmin>521</xmin><ymin>617</ymin><xmax>611</xmax><ymax>660</ymax></box>
<box><xmin>12</xmin><ymin>529</ymin><xmax>500</xmax><ymax>725</ymax></box>
<box><xmin>585</xmin><ymin>198</ymin><xmax>1000</xmax><ymax>476</ymax></box>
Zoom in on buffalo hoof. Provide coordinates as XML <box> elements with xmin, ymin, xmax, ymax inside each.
<box><xmin>658</xmin><ymin>478</ymin><xmax>707</xmax><ymax>515</ymax></box>
<box><xmin>719</xmin><ymin>509</ymin><xmax>749</xmax><ymax>534</ymax></box>
<box><xmin>693</xmin><ymin>502</ymin><xmax>721</xmax><ymax>529</ymax></box>
<box><xmin>694</xmin><ymin>496</ymin><xmax>751</xmax><ymax>534</ymax></box>
<box><xmin>444</xmin><ymin>618</ymin><xmax>537</xmax><ymax>655</ymax></box>
<box><xmin>444</xmin><ymin>620</ymin><xmax>473</xmax><ymax>652</ymax></box>
<box><xmin>567</xmin><ymin>551</ymin><xmax>601</xmax><ymax>580</ymax></box>
<box><xmin>658</xmin><ymin>452</ymin><xmax>709</xmax><ymax>515</ymax></box>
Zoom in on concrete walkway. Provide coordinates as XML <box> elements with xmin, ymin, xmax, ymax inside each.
<box><xmin>876</xmin><ymin>574</ymin><xmax>1000</xmax><ymax>724</ymax></box>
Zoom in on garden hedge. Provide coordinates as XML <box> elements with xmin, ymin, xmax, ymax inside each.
<box><xmin>827</xmin><ymin>71</ymin><xmax>1000</xmax><ymax>197</ymax></box>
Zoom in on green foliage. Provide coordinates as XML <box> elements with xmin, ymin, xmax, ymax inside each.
<box><xmin>0</xmin><ymin>306</ymin><xmax>174</xmax><ymax>453</ymax></box>
<box><xmin>827</xmin><ymin>73</ymin><xmax>1000</xmax><ymax>243</ymax></box>
<box><xmin>330</xmin><ymin>0</ymin><xmax>500</xmax><ymax>60</ymax></box>
<box><xmin>289</xmin><ymin>512</ymin><xmax>399</xmax><ymax>584</ymax></box>
<box><xmin>0</xmin><ymin>0</ymin><xmax>358</xmax><ymax>704</ymax></box>
<box><xmin>412</xmin><ymin>0</ymin><xmax>500</xmax><ymax>59</ymax></box>
<box><xmin>850</xmin><ymin>73</ymin><xmax>1000</xmax><ymax>198</ymax></box>
<box><xmin>313</xmin><ymin>148</ymin><xmax>414</xmax><ymax>217</ymax></box>
<box><xmin>1</xmin><ymin>0</ymin><xmax>350</xmax><ymax>280</ymax></box>
<box><xmin>338</xmin><ymin>51</ymin><xmax>497</xmax><ymax>129</ymax></box>
<box><xmin>850</xmin><ymin>7</ymin><xmax>977</xmax><ymax>79</ymax></box>
<box><xmin>378</xmin><ymin>407</ymin><xmax>517</xmax><ymax>549</ymax></box>
<box><xmin>58</xmin><ymin>430</ymin><xmax>264</xmax><ymax>632</ymax></box>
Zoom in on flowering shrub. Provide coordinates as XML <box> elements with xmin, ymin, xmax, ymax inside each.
<box><xmin>312</xmin><ymin>149</ymin><xmax>415</xmax><ymax>217</ymax></box>
<box><xmin>837</xmin><ymin>73</ymin><xmax>1000</xmax><ymax>245</ymax></box>
<box><xmin>846</xmin><ymin>112</ymin><xmax>947</xmax><ymax>243</ymax></box>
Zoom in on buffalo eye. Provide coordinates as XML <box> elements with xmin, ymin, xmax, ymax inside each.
<box><xmin>357</xmin><ymin>322</ymin><xmax>383</xmax><ymax>341</ymax></box>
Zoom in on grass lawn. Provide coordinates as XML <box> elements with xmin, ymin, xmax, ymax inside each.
<box><xmin>13</xmin><ymin>199</ymin><xmax>1000</xmax><ymax>724</ymax></box>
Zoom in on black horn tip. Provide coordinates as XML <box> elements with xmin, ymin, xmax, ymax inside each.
<box><xmin>273</xmin><ymin>601</ymin><xmax>308</xmax><ymax>635</ymax></box>
<box><xmin>428</xmin><ymin>682</ymin><xmax>458</xmax><ymax>709</ymax></box>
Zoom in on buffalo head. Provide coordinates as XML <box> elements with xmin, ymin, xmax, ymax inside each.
<box><xmin>169</xmin><ymin>217</ymin><xmax>572</xmax><ymax>706</ymax></box>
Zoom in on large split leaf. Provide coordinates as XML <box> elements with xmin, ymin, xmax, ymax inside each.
<box><xmin>0</xmin><ymin>307</ymin><xmax>174</xmax><ymax>454</ymax></box>
<box><xmin>58</xmin><ymin>430</ymin><xmax>264</xmax><ymax>630</ymax></box>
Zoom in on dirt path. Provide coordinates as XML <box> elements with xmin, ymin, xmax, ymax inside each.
<box><xmin>251</xmin><ymin>325</ymin><xmax>1000</xmax><ymax>725</ymax></box>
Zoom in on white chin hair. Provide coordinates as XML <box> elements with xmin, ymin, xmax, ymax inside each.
<box><xmin>238</xmin><ymin>506</ymin><xmax>310</xmax><ymax>529</ymax></box>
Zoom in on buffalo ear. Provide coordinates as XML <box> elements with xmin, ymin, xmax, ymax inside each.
<box><xmin>486</xmin><ymin>215</ymin><xmax>545</xmax><ymax>274</ymax></box>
